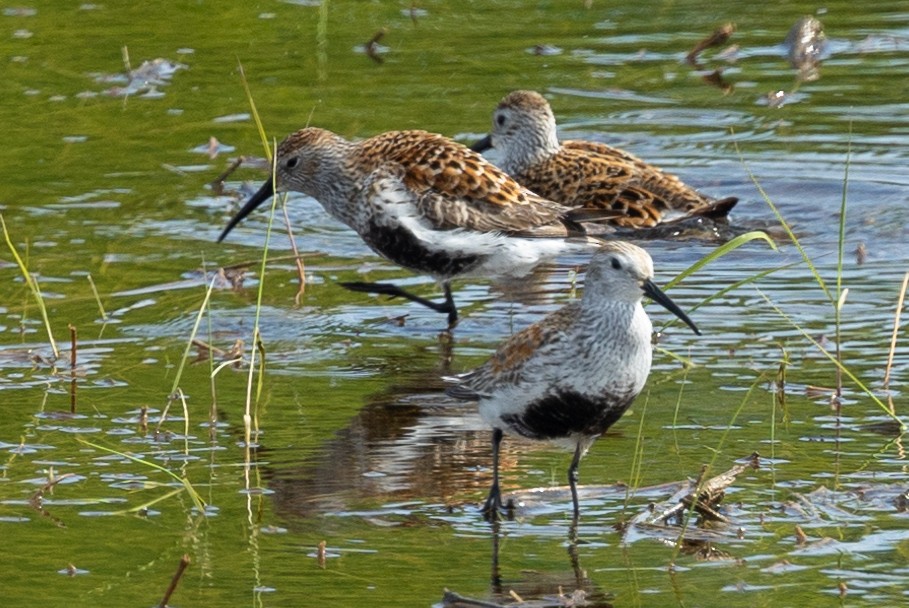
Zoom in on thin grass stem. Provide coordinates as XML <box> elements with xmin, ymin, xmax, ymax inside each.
<box><xmin>883</xmin><ymin>271</ymin><xmax>909</xmax><ymax>396</ymax></box>
<box><xmin>733</xmin><ymin>143</ymin><xmax>833</xmax><ymax>302</ymax></box>
<box><xmin>0</xmin><ymin>214</ymin><xmax>59</xmax><ymax>359</ymax></box>
<box><xmin>86</xmin><ymin>274</ymin><xmax>108</xmax><ymax>322</ymax></box>
<box><xmin>78</xmin><ymin>438</ymin><xmax>205</xmax><ymax>512</ymax></box>
<box><xmin>758</xmin><ymin>289</ymin><xmax>905</xmax><ymax>429</ymax></box>
<box><xmin>834</xmin><ymin>128</ymin><xmax>852</xmax><ymax>405</ymax></box>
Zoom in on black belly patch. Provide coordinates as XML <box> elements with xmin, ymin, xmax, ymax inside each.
<box><xmin>364</xmin><ymin>222</ymin><xmax>481</xmax><ymax>277</ymax></box>
<box><xmin>501</xmin><ymin>390</ymin><xmax>635</xmax><ymax>440</ymax></box>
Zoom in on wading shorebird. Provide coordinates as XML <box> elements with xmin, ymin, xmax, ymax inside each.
<box><xmin>217</xmin><ymin>127</ymin><xmax>615</xmax><ymax>328</ymax></box>
<box><xmin>472</xmin><ymin>90</ymin><xmax>738</xmax><ymax>229</ymax></box>
<box><xmin>445</xmin><ymin>241</ymin><xmax>700</xmax><ymax>521</ymax></box>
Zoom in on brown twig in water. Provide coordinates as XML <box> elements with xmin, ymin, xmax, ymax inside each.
<box><xmin>701</xmin><ymin>68</ymin><xmax>734</xmax><ymax>94</ymax></box>
<box><xmin>280</xmin><ymin>200</ymin><xmax>307</xmax><ymax>305</ymax></box>
<box><xmin>686</xmin><ymin>22</ymin><xmax>735</xmax><ymax>65</ymax></box>
<box><xmin>648</xmin><ymin>453</ymin><xmax>760</xmax><ymax>525</ymax></box>
<box><xmin>158</xmin><ymin>554</ymin><xmax>191</xmax><ymax>608</ymax></box>
<box><xmin>365</xmin><ymin>28</ymin><xmax>388</xmax><ymax>64</ymax></box>
<box><xmin>31</xmin><ymin>471</ymin><xmax>76</xmax><ymax>504</ymax></box>
<box><xmin>191</xmin><ymin>338</ymin><xmax>245</xmax><ymax>366</ymax></box>
<box><xmin>838</xmin><ymin>581</ymin><xmax>848</xmax><ymax>598</ymax></box>
<box><xmin>776</xmin><ymin>344</ymin><xmax>789</xmax><ymax>417</ymax></box>
<box><xmin>209</xmin><ymin>157</ymin><xmax>245</xmax><ymax>192</ymax></box>
<box><xmin>317</xmin><ymin>540</ymin><xmax>327</xmax><ymax>569</ymax></box>
<box><xmin>29</xmin><ymin>470</ymin><xmax>76</xmax><ymax>528</ymax></box>
<box><xmin>69</xmin><ymin>324</ymin><xmax>77</xmax><ymax>413</ymax></box>
<box><xmin>794</xmin><ymin>524</ymin><xmax>808</xmax><ymax>546</ymax></box>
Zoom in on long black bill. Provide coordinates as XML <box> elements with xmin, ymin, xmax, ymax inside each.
<box><xmin>642</xmin><ymin>279</ymin><xmax>701</xmax><ymax>336</ymax></box>
<box><xmin>217</xmin><ymin>176</ymin><xmax>276</xmax><ymax>243</ymax></box>
<box><xmin>470</xmin><ymin>134</ymin><xmax>494</xmax><ymax>153</ymax></box>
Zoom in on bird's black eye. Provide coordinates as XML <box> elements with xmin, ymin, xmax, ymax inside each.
<box><xmin>496</xmin><ymin>114</ymin><xmax>506</xmax><ymax>127</ymax></box>
<box><xmin>611</xmin><ymin>257</ymin><xmax>622</xmax><ymax>270</ymax></box>
<box><xmin>285</xmin><ymin>157</ymin><xmax>299</xmax><ymax>169</ymax></box>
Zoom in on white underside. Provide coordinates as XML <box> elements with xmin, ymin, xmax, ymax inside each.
<box><xmin>366</xmin><ymin>176</ymin><xmax>594</xmax><ymax>279</ymax></box>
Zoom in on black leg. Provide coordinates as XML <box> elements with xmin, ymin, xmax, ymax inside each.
<box><xmin>489</xmin><ymin>518</ymin><xmax>502</xmax><ymax>592</ymax></box>
<box><xmin>481</xmin><ymin>428</ymin><xmax>508</xmax><ymax>521</ymax></box>
<box><xmin>441</xmin><ymin>282</ymin><xmax>457</xmax><ymax>328</ymax></box>
<box><xmin>338</xmin><ymin>280</ymin><xmax>458</xmax><ymax>327</ymax></box>
<box><xmin>568</xmin><ymin>441</ymin><xmax>584</xmax><ymax>521</ymax></box>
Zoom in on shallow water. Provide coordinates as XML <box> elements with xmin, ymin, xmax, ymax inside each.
<box><xmin>2</xmin><ymin>1</ymin><xmax>909</xmax><ymax>606</ymax></box>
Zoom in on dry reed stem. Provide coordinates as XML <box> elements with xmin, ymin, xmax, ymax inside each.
<box><xmin>883</xmin><ymin>271</ymin><xmax>909</xmax><ymax>396</ymax></box>
<box><xmin>280</xmin><ymin>199</ymin><xmax>307</xmax><ymax>305</ymax></box>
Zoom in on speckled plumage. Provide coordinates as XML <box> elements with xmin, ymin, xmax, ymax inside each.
<box><xmin>218</xmin><ymin>127</ymin><xmax>602</xmax><ymax>326</ymax></box>
<box><xmin>473</xmin><ymin>90</ymin><xmax>738</xmax><ymax>228</ymax></box>
<box><xmin>446</xmin><ymin>241</ymin><xmax>700</xmax><ymax>520</ymax></box>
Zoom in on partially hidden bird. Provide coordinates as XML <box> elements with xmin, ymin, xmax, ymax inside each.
<box><xmin>472</xmin><ymin>90</ymin><xmax>738</xmax><ymax>229</ymax></box>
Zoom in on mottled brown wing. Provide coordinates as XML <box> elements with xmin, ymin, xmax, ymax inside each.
<box><xmin>456</xmin><ymin>305</ymin><xmax>577</xmax><ymax>397</ymax></box>
<box><xmin>362</xmin><ymin>130</ymin><xmax>570</xmax><ymax>233</ymax></box>
<box><xmin>561</xmin><ymin>140</ymin><xmax>719</xmax><ymax>217</ymax></box>
<box><xmin>510</xmin><ymin>146</ymin><xmax>662</xmax><ymax>228</ymax></box>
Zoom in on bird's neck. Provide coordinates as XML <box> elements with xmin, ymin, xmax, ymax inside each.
<box><xmin>582</xmin><ymin>299</ymin><xmax>651</xmax><ymax>336</ymax></box>
<box><xmin>504</xmin><ymin>124</ymin><xmax>561</xmax><ymax>172</ymax></box>
<box><xmin>310</xmin><ymin>140</ymin><xmax>361</xmax><ymax>224</ymax></box>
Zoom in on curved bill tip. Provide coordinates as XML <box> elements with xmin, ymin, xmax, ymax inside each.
<box><xmin>216</xmin><ymin>176</ymin><xmax>276</xmax><ymax>243</ymax></box>
<box><xmin>470</xmin><ymin>134</ymin><xmax>493</xmax><ymax>153</ymax></box>
<box><xmin>642</xmin><ymin>279</ymin><xmax>701</xmax><ymax>336</ymax></box>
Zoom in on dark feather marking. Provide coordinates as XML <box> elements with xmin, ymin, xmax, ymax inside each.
<box><xmin>362</xmin><ymin>221</ymin><xmax>481</xmax><ymax>277</ymax></box>
<box><xmin>501</xmin><ymin>389</ymin><xmax>636</xmax><ymax>440</ymax></box>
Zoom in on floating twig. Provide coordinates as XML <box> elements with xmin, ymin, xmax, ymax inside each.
<box><xmin>69</xmin><ymin>324</ymin><xmax>78</xmax><ymax>413</ymax></box>
<box><xmin>158</xmin><ymin>554</ymin><xmax>191</xmax><ymax>608</ymax></box>
<box><xmin>209</xmin><ymin>156</ymin><xmax>245</xmax><ymax>192</ymax></box>
<box><xmin>365</xmin><ymin>28</ymin><xmax>388</xmax><ymax>64</ymax></box>
<box><xmin>646</xmin><ymin>453</ymin><xmax>760</xmax><ymax>526</ymax></box>
<box><xmin>279</xmin><ymin>199</ymin><xmax>307</xmax><ymax>304</ymax></box>
<box><xmin>317</xmin><ymin>540</ymin><xmax>326</xmax><ymax>569</ymax></box>
<box><xmin>686</xmin><ymin>22</ymin><xmax>735</xmax><ymax>65</ymax></box>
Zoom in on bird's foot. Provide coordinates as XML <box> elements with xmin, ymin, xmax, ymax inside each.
<box><xmin>480</xmin><ymin>487</ymin><xmax>515</xmax><ymax>522</ymax></box>
<box><xmin>338</xmin><ymin>281</ymin><xmax>458</xmax><ymax>327</ymax></box>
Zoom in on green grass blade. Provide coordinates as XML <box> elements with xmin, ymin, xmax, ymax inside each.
<box><xmin>733</xmin><ymin>144</ymin><xmax>832</xmax><ymax>302</ymax></box>
<box><xmin>237</xmin><ymin>59</ymin><xmax>270</xmax><ymax>160</ymax></box>
<box><xmin>86</xmin><ymin>274</ymin><xmax>109</xmax><ymax>322</ymax></box>
<box><xmin>169</xmin><ymin>275</ymin><xmax>219</xmax><ymax>398</ymax></box>
<box><xmin>242</xmin><ymin>144</ymin><xmax>281</xmax><ymax>445</ymax></box>
<box><xmin>0</xmin><ymin>214</ymin><xmax>59</xmax><ymax>359</ymax></box>
<box><xmin>663</xmin><ymin>230</ymin><xmax>777</xmax><ymax>291</ymax></box>
<box><xmin>78</xmin><ymin>438</ymin><xmax>206</xmax><ymax>512</ymax></box>
<box><xmin>758</xmin><ymin>289</ymin><xmax>906</xmax><ymax>429</ymax></box>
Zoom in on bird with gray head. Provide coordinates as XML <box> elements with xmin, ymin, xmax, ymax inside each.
<box><xmin>472</xmin><ymin>90</ymin><xmax>738</xmax><ymax>229</ymax></box>
<box><xmin>445</xmin><ymin>240</ymin><xmax>700</xmax><ymax>521</ymax></box>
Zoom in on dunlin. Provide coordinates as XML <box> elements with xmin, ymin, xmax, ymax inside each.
<box><xmin>446</xmin><ymin>241</ymin><xmax>699</xmax><ymax>521</ymax></box>
<box><xmin>218</xmin><ymin>127</ymin><xmax>609</xmax><ymax>327</ymax></box>
<box><xmin>472</xmin><ymin>90</ymin><xmax>738</xmax><ymax>228</ymax></box>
